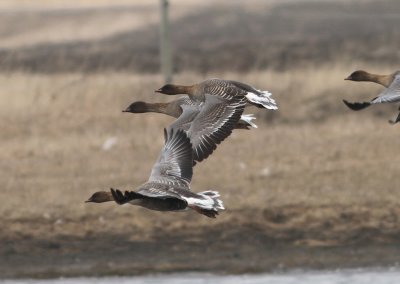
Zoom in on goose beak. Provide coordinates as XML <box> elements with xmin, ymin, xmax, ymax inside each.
<box><xmin>122</xmin><ymin>108</ymin><xmax>129</xmax><ymax>113</ymax></box>
<box><xmin>344</xmin><ymin>76</ymin><xmax>351</xmax><ymax>80</ymax></box>
<box><xmin>155</xmin><ymin>88</ymin><xmax>162</xmax><ymax>93</ymax></box>
<box><xmin>85</xmin><ymin>198</ymin><xmax>93</xmax><ymax>203</ymax></box>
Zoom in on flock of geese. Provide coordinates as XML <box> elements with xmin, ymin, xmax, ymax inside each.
<box><xmin>86</xmin><ymin>69</ymin><xmax>400</xmax><ymax>218</ymax></box>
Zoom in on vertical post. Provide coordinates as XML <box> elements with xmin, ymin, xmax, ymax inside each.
<box><xmin>159</xmin><ymin>0</ymin><xmax>172</xmax><ymax>84</ymax></box>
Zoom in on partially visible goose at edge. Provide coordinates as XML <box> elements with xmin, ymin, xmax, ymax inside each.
<box><xmin>155</xmin><ymin>78</ymin><xmax>278</xmax><ymax>110</ymax></box>
<box><xmin>86</xmin><ymin>128</ymin><xmax>224</xmax><ymax>218</ymax></box>
<box><xmin>123</xmin><ymin>95</ymin><xmax>257</xmax><ymax>130</ymax></box>
<box><xmin>125</xmin><ymin>94</ymin><xmax>246</xmax><ymax>164</ymax></box>
<box><xmin>343</xmin><ymin>70</ymin><xmax>400</xmax><ymax>124</ymax></box>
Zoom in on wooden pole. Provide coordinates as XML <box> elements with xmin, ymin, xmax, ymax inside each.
<box><xmin>159</xmin><ymin>0</ymin><xmax>172</xmax><ymax>84</ymax></box>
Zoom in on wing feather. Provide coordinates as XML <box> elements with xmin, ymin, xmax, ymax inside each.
<box><xmin>373</xmin><ymin>74</ymin><xmax>400</xmax><ymax>104</ymax></box>
<box><xmin>188</xmin><ymin>94</ymin><xmax>245</xmax><ymax>162</ymax></box>
<box><xmin>168</xmin><ymin>105</ymin><xmax>201</xmax><ymax>132</ymax></box>
<box><xmin>148</xmin><ymin>128</ymin><xmax>193</xmax><ymax>186</ymax></box>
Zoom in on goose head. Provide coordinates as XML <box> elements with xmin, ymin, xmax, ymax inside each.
<box><xmin>344</xmin><ymin>70</ymin><xmax>370</xmax><ymax>82</ymax></box>
<box><xmin>123</xmin><ymin>101</ymin><xmax>148</xmax><ymax>113</ymax></box>
<box><xmin>85</xmin><ymin>191</ymin><xmax>113</xmax><ymax>203</ymax></box>
<box><xmin>155</xmin><ymin>84</ymin><xmax>184</xmax><ymax>95</ymax></box>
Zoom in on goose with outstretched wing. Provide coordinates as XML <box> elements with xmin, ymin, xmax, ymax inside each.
<box><xmin>155</xmin><ymin>78</ymin><xmax>278</xmax><ymax>110</ymax></box>
<box><xmin>123</xmin><ymin>95</ymin><xmax>257</xmax><ymax>130</ymax></box>
<box><xmin>86</xmin><ymin>128</ymin><xmax>224</xmax><ymax>218</ymax></box>
<box><xmin>343</xmin><ymin>70</ymin><xmax>400</xmax><ymax>124</ymax></box>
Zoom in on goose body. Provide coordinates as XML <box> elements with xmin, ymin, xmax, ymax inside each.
<box><xmin>86</xmin><ymin>128</ymin><xmax>224</xmax><ymax>218</ymax></box>
<box><xmin>155</xmin><ymin>78</ymin><xmax>278</xmax><ymax>110</ymax></box>
<box><xmin>343</xmin><ymin>70</ymin><xmax>400</xmax><ymax>124</ymax></box>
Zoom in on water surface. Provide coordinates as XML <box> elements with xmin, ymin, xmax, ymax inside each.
<box><xmin>2</xmin><ymin>268</ymin><xmax>400</xmax><ymax>284</ymax></box>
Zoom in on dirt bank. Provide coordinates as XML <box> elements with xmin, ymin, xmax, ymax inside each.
<box><xmin>2</xmin><ymin>205</ymin><xmax>400</xmax><ymax>278</ymax></box>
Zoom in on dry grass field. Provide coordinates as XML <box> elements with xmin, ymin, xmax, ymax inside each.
<box><xmin>3</xmin><ymin>66</ymin><xmax>400</xmax><ymax>277</ymax></box>
<box><xmin>1</xmin><ymin>0</ymin><xmax>400</xmax><ymax>278</ymax></box>
<box><xmin>1</xmin><ymin>0</ymin><xmax>400</xmax><ymax>73</ymax></box>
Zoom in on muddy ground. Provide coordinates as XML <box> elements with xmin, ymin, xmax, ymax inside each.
<box><xmin>2</xmin><ymin>205</ymin><xmax>400</xmax><ymax>278</ymax></box>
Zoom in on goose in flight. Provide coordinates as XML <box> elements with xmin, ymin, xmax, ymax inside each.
<box><xmin>86</xmin><ymin>128</ymin><xmax>224</xmax><ymax>218</ymax></box>
<box><xmin>125</xmin><ymin>94</ymin><xmax>247</xmax><ymax>164</ymax></box>
<box><xmin>343</xmin><ymin>70</ymin><xmax>400</xmax><ymax>124</ymax></box>
<box><xmin>123</xmin><ymin>96</ymin><xmax>257</xmax><ymax>130</ymax></box>
<box><xmin>155</xmin><ymin>78</ymin><xmax>278</xmax><ymax>110</ymax></box>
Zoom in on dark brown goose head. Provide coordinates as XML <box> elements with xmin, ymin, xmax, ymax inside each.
<box><xmin>155</xmin><ymin>84</ymin><xmax>191</xmax><ymax>95</ymax></box>
<box><xmin>123</xmin><ymin>101</ymin><xmax>148</xmax><ymax>113</ymax></box>
<box><xmin>85</xmin><ymin>191</ymin><xmax>113</xmax><ymax>203</ymax></box>
<box><xmin>345</xmin><ymin>70</ymin><xmax>394</xmax><ymax>87</ymax></box>
<box><xmin>345</xmin><ymin>70</ymin><xmax>371</xmax><ymax>81</ymax></box>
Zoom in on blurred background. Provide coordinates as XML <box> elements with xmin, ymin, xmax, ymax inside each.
<box><xmin>1</xmin><ymin>0</ymin><xmax>400</xmax><ymax>281</ymax></box>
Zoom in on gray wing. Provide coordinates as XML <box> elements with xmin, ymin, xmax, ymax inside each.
<box><xmin>169</xmin><ymin>104</ymin><xmax>201</xmax><ymax>132</ymax></box>
<box><xmin>136</xmin><ymin>183</ymin><xmax>183</xmax><ymax>199</ymax></box>
<box><xmin>228</xmin><ymin>80</ymin><xmax>261</xmax><ymax>94</ymax></box>
<box><xmin>203</xmin><ymin>78</ymin><xmax>249</xmax><ymax>100</ymax></box>
<box><xmin>136</xmin><ymin>182</ymin><xmax>198</xmax><ymax>200</ymax></box>
<box><xmin>148</xmin><ymin>128</ymin><xmax>193</xmax><ymax>186</ymax></box>
<box><xmin>372</xmin><ymin>74</ymin><xmax>400</xmax><ymax>104</ymax></box>
<box><xmin>177</xmin><ymin>95</ymin><xmax>200</xmax><ymax>106</ymax></box>
<box><xmin>188</xmin><ymin>94</ymin><xmax>245</xmax><ymax>163</ymax></box>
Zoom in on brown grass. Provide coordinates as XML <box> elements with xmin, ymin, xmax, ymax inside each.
<box><xmin>2</xmin><ymin>64</ymin><xmax>400</xmax><ymax>221</ymax></box>
<box><xmin>3</xmin><ymin>66</ymin><xmax>400</xmax><ymax>277</ymax></box>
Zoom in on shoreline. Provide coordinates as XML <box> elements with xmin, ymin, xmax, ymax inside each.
<box><xmin>3</xmin><ymin>240</ymin><xmax>400</xmax><ymax>279</ymax></box>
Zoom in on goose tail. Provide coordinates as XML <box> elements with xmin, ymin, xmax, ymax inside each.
<box><xmin>245</xmin><ymin>90</ymin><xmax>278</xmax><ymax>110</ymax></box>
<box><xmin>198</xmin><ymin>190</ymin><xmax>225</xmax><ymax>211</ymax></box>
<box><xmin>185</xmin><ymin>191</ymin><xmax>225</xmax><ymax>218</ymax></box>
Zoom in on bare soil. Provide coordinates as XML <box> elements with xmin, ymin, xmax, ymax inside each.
<box><xmin>2</xmin><ymin>207</ymin><xmax>400</xmax><ymax>278</ymax></box>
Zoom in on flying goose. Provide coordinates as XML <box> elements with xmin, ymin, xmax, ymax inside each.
<box><xmin>155</xmin><ymin>78</ymin><xmax>278</xmax><ymax>110</ymax></box>
<box><xmin>86</xmin><ymin>128</ymin><xmax>224</xmax><ymax>218</ymax></box>
<box><xmin>124</xmin><ymin>94</ymin><xmax>246</xmax><ymax>164</ymax></box>
<box><xmin>343</xmin><ymin>70</ymin><xmax>400</xmax><ymax>124</ymax></box>
<box><xmin>123</xmin><ymin>96</ymin><xmax>257</xmax><ymax>129</ymax></box>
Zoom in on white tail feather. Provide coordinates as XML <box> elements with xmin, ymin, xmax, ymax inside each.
<box><xmin>183</xmin><ymin>191</ymin><xmax>225</xmax><ymax>211</ymax></box>
<box><xmin>240</xmin><ymin>114</ymin><xmax>258</xmax><ymax>128</ymax></box>
<box><xmin>246</xmin><ymin>90</ymin><xmax>278</xmax><ymax>110</ymax></box>
<box><xmin>198</xmin><ymin>191</ymin><xmax>225</xmax><ymax>210</ymax></box>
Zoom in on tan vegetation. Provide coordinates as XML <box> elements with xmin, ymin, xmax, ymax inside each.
<box><xmin>3</xmin><ymin>66</ymin><xmax>400</xmax><ymax>277</ymax></box>
<box><xmin>2</xmin><ymin>64</ymin><xmax>400</xmax><ymax>225</ymax></box>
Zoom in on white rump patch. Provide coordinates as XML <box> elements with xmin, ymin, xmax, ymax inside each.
<box><xmin>199</xmin><ymin>190</ymin><xmax>225</xmax><ymax>210</ymax></box>
<box><xmin>182</xmin><ymin>191</ymin><xmax>225</xmax><ymax>211</ymax></box>
<box><xmin>246</xmin><ymin>90</ymin><xmax>278</xmax><ymax>110</ymax></box>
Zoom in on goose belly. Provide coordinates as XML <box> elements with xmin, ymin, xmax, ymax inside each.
<box><xmin>131</xmin><ymin>197</ymin><xmax>188</xmax><ymax>212</ymax></box>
